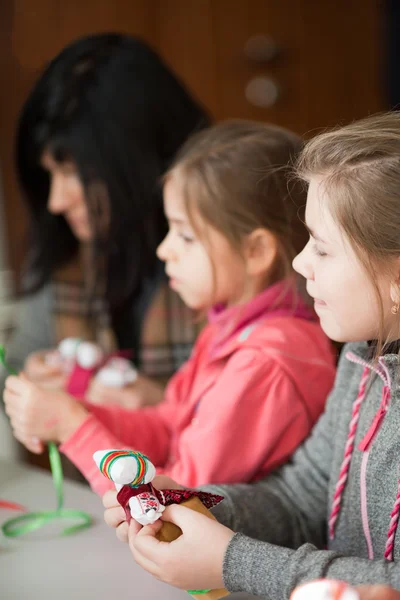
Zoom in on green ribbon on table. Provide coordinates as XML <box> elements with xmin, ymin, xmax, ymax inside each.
<box><xmin>0</xmin><ymin>345</ymin><xmax>92</xmax><ymax>537</ymax></box>
<box><xmin>187</xmin><ymin>591</ymin><xmax>212</xmax><ymax>595</ymax></box>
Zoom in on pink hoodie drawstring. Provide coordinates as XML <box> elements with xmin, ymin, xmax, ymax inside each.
<box><xmin>328</xmin><ymin>353</ymin><xmax>400</xmax><ymax>560</ymax></box>
<box><xmin>328</xmin><ymin>366</ymin><xmax>371</xmax><ymax>539</ymax></box>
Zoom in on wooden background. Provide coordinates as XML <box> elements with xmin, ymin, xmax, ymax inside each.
<box><xmin>0</xmin><ymin>0</ymin><xmax>385</xmax><ymax>281</ymax></box>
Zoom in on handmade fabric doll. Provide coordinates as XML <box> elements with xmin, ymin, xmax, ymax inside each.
<box><xmin>93</xmin><ymin>449</ymin><xmax>228</xmax><ymax>599</ymax></box>
<box><xmin>95</xmin><ymin>357</ymin><xmax>137</xmax><ymax>388</ymax></box>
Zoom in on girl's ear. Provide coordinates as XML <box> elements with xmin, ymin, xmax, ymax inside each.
<box><xmin>389</xmin><ymin>259</ymin><xmax>400</xmax><ymax>305</ymax></box>
<box><xmin>243</xmin><ymin>228</ymin><xmax>278</xmax><ymax>277</ymax></box>
<box><xmin>390</xmin><ymin>282</ymin><xmax>400</xmax><ymax>306</ymax></box>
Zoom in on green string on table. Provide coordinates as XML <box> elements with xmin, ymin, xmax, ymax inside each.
<box><xmin>0</xmin><ymin>345</ymin><xmax>92</xmax><ymax>538</ymax></box>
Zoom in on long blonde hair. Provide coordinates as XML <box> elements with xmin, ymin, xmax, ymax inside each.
<box><xmin>297</xmin><ymin>112</ymin><xmax>400</xmax><ymax>357</ymax></box>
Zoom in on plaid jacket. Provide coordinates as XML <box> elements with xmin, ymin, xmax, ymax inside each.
<box><xmin>5</xmin><ymin>278</ymin><xmax>200</xmax><ymax>385</ymax></box>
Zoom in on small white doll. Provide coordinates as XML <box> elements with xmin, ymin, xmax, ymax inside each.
<box><xmin>95</xmin><ymin>357</ymin><xmax>137</xmax><ymax>388</ymax></box>
<box><xmin>93</xmin><ymin>450</ymin><xmax>165</xmax><ymax>525</ymax></box>
<box><xmin>45</xmin><ymin>338</ymin><xmax>104</xmax><ymax>373</ymax></box>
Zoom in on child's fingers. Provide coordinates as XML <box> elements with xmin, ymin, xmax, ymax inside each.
<box><xmin>103</xmin><ymin>506</ymin><xmax>126</xmax><ymax>529</ymax></box>
<box><xmin>5</xmin><ymin>375</ymin><xmax>31</xmax><ymax>394</ymax></box>
<box><xmin>129</xmin><ymin>521</ymin><xmax>162</xmax><ymax>576</ymax></box>
<box><xmin>25</xmin><ymin>437</ymin><xmax>44</xmax><ymax>454</ymax></box>
<box><xmin>87</xmin><ymin>381</ymin><xmax>112</xmax><ymax>405</ymax></box>
<box><xmin>5</xmin><ymin>375</ymin><xmax>23</xmax><ymax>393</ymax></box>
<box><xmin>131</xmin><ymin>520</ymin><xmax>165</xmax><ymax>560</ymax></box>
<box><xmin>4</xmin><ymin>395</ymin><xmax>33</xmax><ymax>423</ymax></box>
<box><xmin>25</xmin><ymin>351</ymin><xmax>62</xmax><ymax>378</ymax></box>
<box><xmin>130</xmin><ymin>544</ymin><xmax>159</xmax><ymax>578</ymax></box>
<box><xmin>6</xmin><ymin>412</ymin><xmax>27</xmax><ymax>430</ymax></box>
<box><xmin>115</xmin><ymin>522</ymin><xmax>130</xmax><ymax>543</ymax></box>
<box><xmin>3</xmin><ymin>390</ymin><xmax>19</xmax><ymax>413</ymax></box>
<box><xmin>9</xmin><ymin>416</ymin><xmax>34</xmax><ymax>439</ymax></box>
<box><xmin>126</xmin><ymin>518</ymin><xmax>142</xmax><ymax>538</ymax></box>
<box><xmin>160</xmin><ymin>503</ymin><xmax>208</xmax><ymax>531</ymax></box>
<box><xmin>4</xmin><ymin>401</ymin><xmax>29</xmax><ymax>425</ymax></box>
<box><xmin>12</xmin><ymin>429</ymin><xmax>44</xmax><ymax>454</ymax></box>
<box><xmin>38</xmin><ymin>374</ymin><xmax>67</xmax><ymax>390</ymax></box>
<box><xmin>102</xmin><ymin>489</ymin><xmax>119</xmax><ymax>508</ymax></box>
<box><xmin>135</xmin><ymin>519</ymin><xmax>163</xmax><ymax>541</ymax></box>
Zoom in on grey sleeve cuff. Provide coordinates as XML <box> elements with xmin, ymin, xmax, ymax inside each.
<box><xmin>222</xmin><ymin>532</ymin><xmax>295</xmax><ymax>599</ymax></box>
<box><xmin>222</xmin><ymin>534</ymin><xmax>400</xmax><ymax>600</ymax></box>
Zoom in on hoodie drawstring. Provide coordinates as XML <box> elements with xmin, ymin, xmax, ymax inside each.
<box><xmin>328</xmin><ymin>366</ymin><xmax>371</xmax><ymax>539</ymax></box>
<box><xmin>328</xmin><ymin>354</ymin><xmax>400</xmax><ymax>560</ymax></box>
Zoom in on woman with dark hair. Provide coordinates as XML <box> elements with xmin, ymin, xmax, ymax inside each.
<box><xmin>7</xmin><ymin>32</ymin><xmax>208</xmax><ymax>407</ymax></box>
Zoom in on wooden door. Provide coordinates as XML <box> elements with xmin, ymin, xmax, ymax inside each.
<box><xmin>0</xmin><ymin>0</ymin><xmax>385</xmax><ymax>280</ymax></box>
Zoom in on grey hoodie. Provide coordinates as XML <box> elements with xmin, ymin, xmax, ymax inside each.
<box><xmin>206</xmin><ymin>341</ymin><xmax>400</xmax><ymax>599</ymax></box>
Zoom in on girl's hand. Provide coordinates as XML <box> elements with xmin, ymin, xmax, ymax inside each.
<box><xmin>102</xmin><ymin>490</ymin><xmax>134</xmax><ymax>542</ymax></box>
<box><xmin>4</xmin><ymin>375</ymin><xmax>88</xmax><ymax>451</ymax></box>
<box><xmin>87</xmin><ymin>375</ymin><xmax>164</xmax><ymax>408</ymax></box>
<box><xmin>24</xmin><ymin>349</ymin><xmax>67</xmax><ymax>390</ymax></box>
<box><xmin>356</xmin><ymin>586</ymin><xmax>400</xmax><ymax>600</ymax></box>
<box><xmin>128</xmin><ymin>504</ymin><xmax>234</xmax><ymax>590</ymax></box>
<box><xmin>102</xmin><ymin>476</ymin><xmax>183</xmax><ymax>543</ymax></box>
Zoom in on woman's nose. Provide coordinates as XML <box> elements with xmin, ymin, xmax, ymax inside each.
<box><xmin>47</xmin><ymin>173</ymin><xmax>72</xmax><ymax>214</ymax></box>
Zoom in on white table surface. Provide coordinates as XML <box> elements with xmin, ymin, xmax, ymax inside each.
<box><xmin>0</xmin><ymin>459</ymin><xmax>257</xmax><ymax>599</ymax></box>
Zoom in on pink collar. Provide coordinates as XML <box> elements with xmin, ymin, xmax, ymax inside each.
<box><xmin>207</xmin><ymin>279</ymin><xmax>316</xmax><ymax>356</ymax></box>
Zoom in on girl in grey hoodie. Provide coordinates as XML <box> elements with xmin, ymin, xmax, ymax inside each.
<box><xmin>104</xmin><ymin>112</ymin><xmax>400</xmax><ymax>600</ymax></box>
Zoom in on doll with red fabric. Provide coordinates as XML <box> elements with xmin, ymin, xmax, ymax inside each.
<box><xmin>94</xmin><ymin>449</ymin><xmax>228</xmax><ymax>599</ymax></box>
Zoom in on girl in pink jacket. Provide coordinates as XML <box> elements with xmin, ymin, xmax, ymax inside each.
<box><xmin>4</xmin><ymin>121</ymin><xmax>335</xmax><ymax>494</ymax></box>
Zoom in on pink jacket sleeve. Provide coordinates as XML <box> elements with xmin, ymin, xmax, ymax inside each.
<box><xmin>60</xmin><ymin>352</ymin><xmax>197</xmax><ymax>495</ymax></box>
<box><xmin>155</xmin><ymin>348</ymin><xmax>314</xmax><ymax>488</ymax></box>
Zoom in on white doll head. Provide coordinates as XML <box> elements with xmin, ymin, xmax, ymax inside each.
<box><xmin>95</xmin><ymin>357</ymin><xmax>137</xmax><ymax>387</ymax></box>
<box><xmin>58</xmin><ymin>337</ymin><xmax>82</xmax><ymax>360</ymax></box>
<box><xmin>93</xmin><ymin>450</ymin><xmax>156</xmax><ymax>487</ymax></box>
<box><xmin>76</xmin><ymin>342</ymin><xmax>104</xmax><ymax>369</ymax></box>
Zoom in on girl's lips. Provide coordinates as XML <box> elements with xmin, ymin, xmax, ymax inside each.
<box><xmin>168</xmin><ymin>277</ymin><xmax>180</xmax><ymax>290</ymax></box>
<box><xmin>314</xmin><ymin>298</ymin><xmax>327</xmax><ymax>307</ymax></box>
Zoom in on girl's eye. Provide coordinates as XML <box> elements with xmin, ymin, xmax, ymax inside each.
<box><xmin>179</xmin><ymin>233</ymin><xmax>195</xmax><ymax>244</ymax></box>
<box><xmin>312</xmin><ymin>244</ymin><xmax>327</xmax><ymax>257</ymax></box>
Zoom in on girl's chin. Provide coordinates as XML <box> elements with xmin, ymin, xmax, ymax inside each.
<box><xmin>168</xmin><ymin>277</ymin><xmax>180</xmax><ymax>291</ymax></box>
<box><xmin>168</xmin><ymin>281</ymin><xmax>210</xmax><ymax>311</ymax></box>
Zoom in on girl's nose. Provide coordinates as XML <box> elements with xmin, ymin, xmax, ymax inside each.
<box><xmin>157</xmin><ymin>231</ymin><xmax>175</xmax><ymax>262</ymax></box>
<box><xmin>292</xmin><ymin>246</ymin><xmax>314</xmax><ymax>281</ymax></box>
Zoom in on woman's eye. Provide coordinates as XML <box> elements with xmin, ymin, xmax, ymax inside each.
<box><xmin>63</xmin><ymin>168</ymin><xmax>78</xmax><ymax>178</ymax></box>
